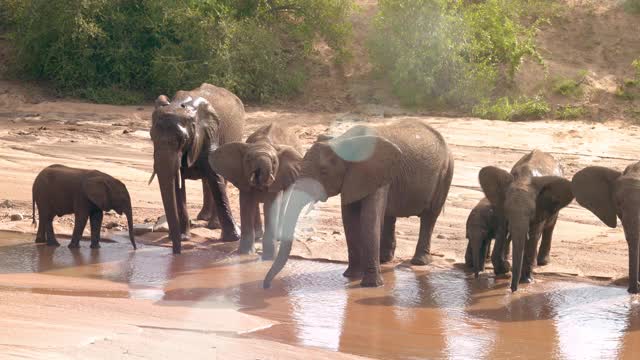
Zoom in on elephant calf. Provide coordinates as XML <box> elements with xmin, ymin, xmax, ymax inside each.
<box><xmin>465</xmin><ymin>198</ymin><xmax>501</xmax><ymax>277</ymax></box>
<box><xmin>264</xmin><ymin>119</ymin><xmax>454</xmax><ymax>288</ymax></box>
<box><xmin>32</xmin><ymin>164</ymin><xmax>137</xmax><ymax>249</ymax></box>
<box><xmin>479</xmin><ymin>150</ymin><xmax>573</xmax><ymax>291</ymax></box>
<box><xmin>211</xmin><ymin>123</ymin><xmax>303</xmax><ymax>259</ymax></box>
<box><xmin>572</xmin><ymin>162</ymin><xmax>640</xmax><ymax>293</ymax></box>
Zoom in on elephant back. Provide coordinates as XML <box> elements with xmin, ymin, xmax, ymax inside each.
<box><xmin>511</xmin><ymin>150</ymin><xmax>563</xmax><ymax>179</ymax></box>
<box><xmin>187</xmin><ymin>83</ymin><xmax>245</xmax><ymax>145</ymax></box>
<box><xmin>246</xmin><ymin>123</ymin><xmax>302</xmax><ymax>153</ymax></box>
<box><xmin>374</xmin><ymin>119</ymin><xmax>454</xmax><ymax>217</ymax></box>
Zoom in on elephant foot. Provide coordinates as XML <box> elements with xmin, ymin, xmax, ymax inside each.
<box><xmin>361</xmin><ymin>272</ymin><xmax>384</xmax><ymax>287</ymax></box>
<box><xmin>537</xmin><ymin>255</ymin><xmax>550</xmax><ymax>266</ymax></box>
<box><xmin>255</xmin><ymin>228</ymin><xmax>264</xmax><ymax>241</ymax></box>
<box><xmin>180</xmin><ymin>233</ymin><xmax>191</xmax><ymax>242</ymax></box>
<box><xmin>68</xmin><ymin>242</ymin><xmax>80</xmax><ymax>249</ymax></box>
<box><xmin>519</xmin><ymin>273</ymin><xmax>534</xmax><ymax>284</ymax></box>
<box><xmin>46</xmin><ymin>240</ymin><xmax>60</xmax><ymax>247</ymax></box>
<box><xmin>410</xmin><ymin>254</ymin><xmax>433</xmax><ymax>266</ymax></box>
<box><xmin>172</xmin><ymin>242</ymin><xmax>181</xmax><ymax>254</ymax></box>
<box><xmin>220</xmin><ymin>228</ymin><xmax>241</xmax><ymax>243</ymax></box>
<box><xmin>197</xmin><ymin>209</ymin><xmax>214</xmax><ymax>222</ymax></box>
<box><xmin>343</xmin><ymin>266</ymin><xmax>364</xmax><ymax>278</ymax></box>
<box><xmin>261</xmin><ymin>252</ymin><xmax>274</xmax><ymax>261</ymax></box>
<box><xmin>206</xmin><ymin>217</ymin><xmax>221</xmax><ymax>230</ymax></box>
<box><xmin>238</xmin><ymin>242</ymin><xmax>255</xmax><ymax>255</ymax></box>
<box><xmin>628</xmin><ymin>282</ymin><xmax>640</xmax><ymax>294</ymax></box>
<box><xmin>90</xmin><ymin>243</ymin><xmax>101</xmax><ymax>249</ymax></box>
<box><xmin>493</xmin><ymin>260</ymin><xmax>511</xmax><ymax>276</ymax></box>
<box><xmin>35</xmin><ymin>237</ymin><xmax>46</xmax><ymax>244</ymax></box>
<box><xmin>380</xmin><ymin>250</ymin><xmax>395</xmax><ymax>264</ymax></box>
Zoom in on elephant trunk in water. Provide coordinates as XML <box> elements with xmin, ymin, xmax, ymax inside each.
<box><xmin>509</xmin><ymin>217</ymin><xmax>528</xmax><ymax>292</ymax></box>
<box><xmin>156</xmin><ymin>150</ymin><xmax>182</xmax><ymax>254</ymax></box>
<box><xmin>263</xmin><ymin>181</ymin><xmax>318</xmax><ymax>289</ymax></box>
<box><xmin>125</xmin><ymin>207</ymin><xmax>137</xmax><ymax>250</ymax></box>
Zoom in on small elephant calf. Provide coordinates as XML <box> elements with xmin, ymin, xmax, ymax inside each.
<box><xmin>211</xmin><ymin>123</ymin><xmax>302</xmax><ymax>259</ymax></box>
<box><xmin>465</xmin><ymin>198</ymin><xmax>502</xmax><ymax>277</ymax></box>
<box><xmin>32</xmin><ymin>164</ymin><xmax>137</xmax><ymax>249</ymax></box>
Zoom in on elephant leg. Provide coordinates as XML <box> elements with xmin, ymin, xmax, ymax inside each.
<box><xmin>622</xmin><ymin>213</ymin><xmax>640</xmax><ymax>294</ymax></box>
<box><xmin>199</xmin><ymin>179</ymin><xmax>221</xmax><ymax>229</ymax></box>
<box><xmin>238</xmin><ymin>191</ymin><xmax>257</xmax><ymax>254</ymax></box>
<box><xmin>359</xmin><ymin>186</ymin><xmax>387</xmax><ymax>287</ymax></box>
<box><xmin>254</xmin><ymin>202</ymin><xmax>264</xmax><ymax>240</ymax></box>
<box><xmin>35</xmin><ymin>211</ymin><xmax>47</xmax><ymax>243</ymax></box>
<box><xmin>342</xmin><ymin>201</ymin><xmax>363</xmax><ymax>278</ymax></box>
<box><xmin>89</xmin><ymin>211</ymin><xmax>103</xmax><ymax>249</ymax></box>
<box><xmin>521</xmin><ymin>222</ymin><xmax>544</xmax><ymax>283</ymax></box>
<box><xmin>68</xmin><ymin>213</ymin><xmax>89</xmax><ymax>248</ymax></box>
<box><xmin>411</xmin><ymin>209</ymin><xmax>438</xmax><ymax>266</ymax></box>
<box><xmin>491</xmin><ymin>218</ymin><xmax>510</xmax><ymax>275</ymax></box>
<box><xmin>464</xmin><ymin>242</ymin><xmax>473</xmax><ymax>268</ymax></box>
<box><xmin>380</xmin><ymin>216</ymin><xmax>396</xmax><ymax>263</ymax></box>
<box><xmin>262</xmin><ymin>192</ymin><xmax>281</xmax><ymax>260</ymax></box>
<box><xmin>537</xmin><ymin>212</ymin><xmax>558</xmax><ymax>266</ymax></box>
<box><xmin>175</xmin><ymin>175</ymin><xmax>190</xmax><ymax>241</ymax></box>
<box><xmin>205</xmin><ymin>167</ymin><xmax>240</xmax><ymax>242</ymax></box>
<box><xmin>45</xmin><ymin>216</ymin><xmax>60</xmax><ymax>247</ymax></box>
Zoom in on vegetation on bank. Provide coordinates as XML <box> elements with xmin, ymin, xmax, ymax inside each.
<box><xmin>1</xmin><ymin>0</ymin><xmax>352</xmax><ymax>104</ymax></box>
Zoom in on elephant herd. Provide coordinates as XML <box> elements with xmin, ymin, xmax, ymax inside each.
<box><xmin>29</xmin><ymin>83</ymin><xmax>640</xmax><ymax>294</ymax></box>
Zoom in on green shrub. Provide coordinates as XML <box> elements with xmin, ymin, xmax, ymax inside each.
<box><xmin>473</xmin><ymin>95</ymin><xmax>550</xmax><ymax>121</ymax></box>
<box><xmin>615</xmin><ymin>59</ymin><xmax>640</xmax><ymax>101</ymax></box>
<box><xmin>555</xmin><ymin>105</ymin><xmax>586</xmax><ymax>120</ymax></box>
<box><xmin>625</xmin><ymin>0</ymin><xmax>640</xmax><ymax>13</ymax></box>
<box><xmin>6</xmin><ymin>0</ymin><xmax>352</xmax><ymax>104</ymax></box>
<box><xmin>369</xmin><ymin>0</ymin><xmax>543</xmax><ymax>108</ymax></box>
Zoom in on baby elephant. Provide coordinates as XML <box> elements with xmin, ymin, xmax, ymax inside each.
<box><xmin>465</xmin><ymin>198</ymin><xmax>502</xmax><ymax>277</ymax></box>
<box><xmin>32</xmin><ymin>164</ymin><xmax>137</xmax><ymax>249</ymax></box>
<box><xmin>211</xmin><ymin>123</ymin><xmax>302</xmax><ymax>259</ymax></box>
<box><xmin>572</xmin><ymin>162</ymin><xmax>640</xmax><ymax>293</ymax></box>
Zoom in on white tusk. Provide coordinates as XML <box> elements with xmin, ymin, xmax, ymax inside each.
<box><xmin>270</xmin><ymin>173</ymin><xmax>276</xmax><ymax>182</ymax></box>
<box><xmin>250</xmin><ymin>172</ymin><xmax>256</xmax><ymax>185</ymax></box>
<box><xmin>304</xmin><ymin>201</ymin><xmax>317</xmax><ymax>216</ymax></box>
<box><xmin>177</xmin><ymin>167</ymin><xmax>182</xmax><ymax>190</ymax></box>
<box><xmin>148</xmin><ymin>171</ymin><xmax>156</xmax><ymax>185</ymax></box>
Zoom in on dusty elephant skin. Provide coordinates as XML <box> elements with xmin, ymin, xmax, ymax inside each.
<box><xmin>32</xmin><ymin>164</ymin><xmax>136</xmax><ymax>249</ymax></box>
<box><xmin>150</xmin><ymin>83</ymin><xmax>245</xmax><ymax>254</ymax></box>
<box><xmin>572</xmin><ymin>162</ymin><xmax>640</xmax><ymax>294</ymax></box>
<box><xmin>210</xmin><ymin>123</ymin><xmax>303</xmax><ymax>259</ymax></box>
<box><xmin>465</xmin><ymin>197</ymin><xmax>501</xmax><ymax>277</ymax></box>
<box><xmin>264</xmin><ymin>119</ymin><xmax>454</xmax><ymax>288</ymax></box>
<box><xmin>479</xmin><ymin>150</ymin><xmax>574</xmax><ymax>292</ymax></box>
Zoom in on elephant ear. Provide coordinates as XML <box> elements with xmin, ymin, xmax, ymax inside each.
<box><xmin>83</xmin><ymin>175</ymin><xmax>111</xmax><ymax>211</ymax></box>
<box><xmin>187</xmin><ymin>98</ymin><xmax>220</xmax><ymax>167</ymax></box>
<box><xmin>209</xmin><ymin>142</ymin><xmax>250</xmax><ymax>191</ymax></box>
<box><xmin>337</xmin><ymin>135</ymin><xmax>402</xmax><ymax>205</ymax></box>
<box><xmin>478</xmin><ymin>166</ymin><xmax>513</xmax><ymax>209</ymax></box>
<box><xmin>269</xmin><ymin>145</ymin><xmax>303</xmax><ymax>193</ymax></box>
<box><xmin>571</xmin><ymin>166</ymin><xmax>621</xmax><ymax>228</ymax></box>
<box><xmin>533</xmin><ymin>176</ymin><xmax>574</xmax><ymax>216</ymax></box>
<box><xmin>316</xmin><ymin>134</ymin><xmax>334</xmax><ymax>142</ymax></box>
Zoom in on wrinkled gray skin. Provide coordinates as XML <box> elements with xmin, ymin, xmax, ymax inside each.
<box><xmin>32</xmin><ymin>164</ymin><xmax>136</xmax><ymax>250</ymax></box>
<box><xmin>465</xmin><ymin>198</ymin><xmax>501</xmax><ymax>276</ymax></box>
<box><xmin>151</xmin><ymin>83</ymin><xmax>245</xmax><ymax>254</ymax></box>
<box><xmin>572</xmin><ymin>162</ymin><xmax>640</xmax><ymax>294</ymax></box>
<box><xmin>264</xmin><ymin>119</ymin><xmax>454</xmax><ymax>288</ymax></box>
<box><xmin>480</xmin><ymin>150</ymin><xmax>574</xmax><ymax>292</ymax></box>
<box><xmin>211</xmin><ymin>123</ymin><xmax>303</xmax><ymax>259</ymax></box>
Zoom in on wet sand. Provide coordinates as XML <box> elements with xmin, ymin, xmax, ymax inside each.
<box><xmin>2</xmin><ymin>231</ymin><xmax>640</xmax><ymax>359</ymax></box>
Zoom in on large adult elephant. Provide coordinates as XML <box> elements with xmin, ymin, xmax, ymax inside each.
<box><xmin>572</xmin><ymin>162</ymin><xmax>640</xmax><ymax>293</ymax></box>
<box><xmin>263</xmin><ymin>119</ymin><xmax>454</xmax><ymax>288</ymax></box>
<box><xmin>479</xmin><ymin>150</ymin><xmax>574</xmax><ymax>292</ymax></box>
<box><xmin>150</xmin><ymin>83</ymin><xmax>244</xmax><ymax>254</ymax></box>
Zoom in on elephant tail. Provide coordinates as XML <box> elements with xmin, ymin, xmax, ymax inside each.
<box><xmin>31</xmin><ymin>187</ymin><xmax>37</xmax><ymax>227</ymax></box>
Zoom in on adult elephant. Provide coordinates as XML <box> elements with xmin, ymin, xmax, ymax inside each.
<box><xmin>263</xmin><ymin>119</ymin><xmax>454</xmax><ymax>288</ymax></box>
<box><xmin>479</xmin><ymin>150</ymin><xmax>574</xmax><ymax>292</ymax></box>
<box><xmin>572</xmin><ymin>162</ymin><xmax>640</xmax><ymax>293</ymax></box>
<box><xmin>151</xmin><ymin>83</ymin><xmax>244</xmax><ymax>254</ymax></box>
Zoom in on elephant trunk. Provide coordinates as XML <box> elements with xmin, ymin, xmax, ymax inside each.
<box><xmin>622</xmin><ymin>212</ymin><xmax>640</xmax><ymax>293</ymax></box>
<box><xmin>509</xmin><ymin>218</ymin><xmax>528</xmax><ymax>292</ymax></box>
<box><xmin>263</xmin><ymin>182</ymin><xmax>315</xmax><ymax>289</ymax></box>
<box><xmin>156</xmin><ymin>150</ymin><xmax>182</xmax><ymax>254</ymax></box>
<box><xmin>125</xmin><ymin>207</ymin><xmax>137</xmax><ymax>250</ymax></box>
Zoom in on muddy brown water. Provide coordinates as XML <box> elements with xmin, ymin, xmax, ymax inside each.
<box><xmin>1</xmin><ymin>231</ymin><xmax>640</xmax><ymax>359</ymax></box>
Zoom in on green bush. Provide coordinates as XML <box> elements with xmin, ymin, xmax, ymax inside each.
<box><xmin>625</xmin><ymin>0</ymin><xmax>640</xmax><ymax>13</ymax></box>
<box><xmin>6</xmin><ymin>0</ymin><xmax>352</xmax><ymax>104</ymax></box>
<box><xmin>555</xmin><ymin>105</ymin><xmax>586</xmax><ymax>120</ymax></box>
<box><xmin>369</xmin><ymin>0</ymin><xmax>542</xmax><ymax>108</ymax></box>
<box><xmin>473</xmin><ymin>95</ymin><xmax>550</xmax><ymax>121</ymax></box>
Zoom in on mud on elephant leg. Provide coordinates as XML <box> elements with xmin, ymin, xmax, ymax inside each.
<box><xmin>359</xmin><ymin>187</ymin><xmax>387</xmax><ymax>287</ymax></box>
<box><xmin>35</xmin><ymin>212</ymin><xmax>47</xmax><ymax>243</ymax></box>
<box><xmin>238</xmin><ymin>191</ymin><xmax>257</xmax><ymax>254</ymax></box>
<box><xmin>380</xmin><ymin>216</ymin><xmax>396</xmax><ymax>263</ymax></box>
<box><xmin>342</xmin><ymin>201</ymin><xmax>363</xmax><ymax>278</ymax></box>
<box><xmin>491</xmin><ymin>221</ymin><xmax>511</xmax><ymax>275</ymax></box>
<box><xmin>254</xmin><ymin>202</ymin><xmax>264</xmax><ymax>240</ymax></box>
<box><xmin>261</xmin><ymin>193</ymin><xmax>281</xmax><ymax>260</ymax></box>
<box><xmin>206</xmin><ymin>170</ymin><xmax>240</xmax><ymax>242</ymax></box>
<box><xmin>89</xmin><ymin>211</ymin><xmax>103</xmax><ymax>249</ymax></box>
<box><xmin>411</xmin><ymin>209</ymin><xmax>438</xmax><ymax>266</ymax></box>
<box><xmin>198</xmin><ymin>179</ymin><xmax>221</xmax><ymax>229</ymax></box>
<box><xmin>537</xmin><ymin>213</ymin><xmax>558</xmax><ymax>266</ymax></box>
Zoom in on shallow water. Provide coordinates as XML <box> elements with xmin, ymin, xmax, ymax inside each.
<box><xmin>1</xmin><ymin>231</ymin><xmax>640</xmax><ymax>360</ymax></box>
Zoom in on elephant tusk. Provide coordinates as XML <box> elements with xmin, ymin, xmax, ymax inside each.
<box><xmin>269</xmin><ymin>173</ymin><xmax>276</xmax><ymax>183</ymax></box>
<box><xmin>148</xmin><ymin>171</ymin><xmax>156</xmax><ymax>185</ymax></box>
<box><xmin>304</xmin><ymin>201</ymin><xmax>317</xmax><ymax>216</ymax></box>
<box><xmin>177</xmin><ymin>167</ymin><xmax>182</xmax><ymax>190</ymax></box>
<box><xmin>250</xmin><ymin>172</ymin><xmax>256</xmax><ymax>186</ymax></box>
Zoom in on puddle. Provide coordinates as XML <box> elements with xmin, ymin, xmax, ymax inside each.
<box><xmin>1</xmin><ymin>231</ymin><xmax>640</xmax><ymax>359</ymax></box>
